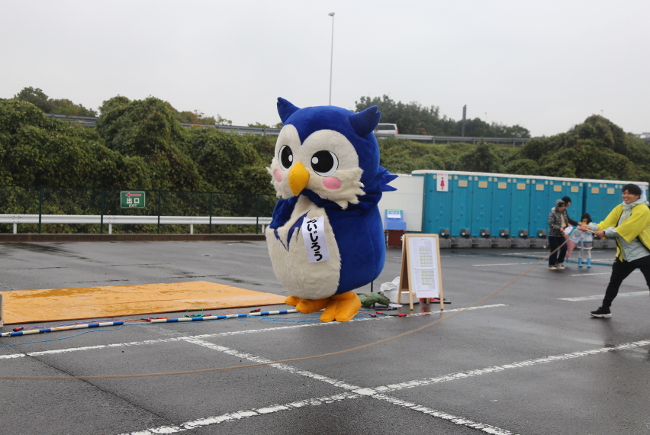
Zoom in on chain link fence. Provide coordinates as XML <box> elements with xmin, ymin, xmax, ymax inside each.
<box><xmin>0</xmin><ymin>185</ymin><xmax>278</xmax><ymax>235</ymax></box>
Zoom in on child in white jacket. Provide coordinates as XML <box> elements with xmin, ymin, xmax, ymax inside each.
<box><xmin>574</xmin><ymin>213</ymin><xmax>594</xmax><ymax>268</ymax></box>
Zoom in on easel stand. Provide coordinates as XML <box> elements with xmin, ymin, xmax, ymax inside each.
<box><xmin>398</xmin><ymin>234</ymin><xmax>445</xmax><ymax>311</ymax></box>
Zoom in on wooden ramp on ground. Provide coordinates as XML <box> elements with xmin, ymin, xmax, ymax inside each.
<box><xmin>0</xmin><ymin>281</ymin><xmax>286</xmax><ymax>325</ymax></box>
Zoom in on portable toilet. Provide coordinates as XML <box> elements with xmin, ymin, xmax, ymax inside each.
<box><xmin>528</xmin><ymin>177</ymin><xmax>554</xmax><ymax>238</ymax></box>
<box><xmin>415</xmin><ymin>171</ymin><xmax>453</xmax><ymax>236</ymax></box>
<box><xmin>449</xmin><ymin>172</ymin><xmax>473</xmax><ymax>238</ymax></box>
<box><xmin>558</xmin><ymin>179</ymin><xmax>584</xmax><ymax>225</ymax></box>
<box><xmin>490</xmin><ymin>174</ymin><xmax>512</xmax><ymax>238</ymax></box>
<box><xmin>469</xmin><ymin>173</ymin><xmax>493</xmax><ymax>238</ymax></box>
<box><xmin>588</xmin><ymin>180</ymin><xmax>625</xmax><ymax>223</ymax></box>
<box><xmin>510</xmin><ymin>176</ymin><xmax>531</xmax><ymax>239</ymax></box>
<box><xmin>583</xmin><ymin>181</ymin><xmax>607</xmax><ymax>223</ymax></box>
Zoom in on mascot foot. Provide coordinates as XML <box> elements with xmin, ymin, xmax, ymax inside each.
<box><xmin>285</xmin><ymin>295</ymin><xmax>300</xmax><ymax>307</ymax></box>
<box><xmin>288</xmin><ymin>296</ymin><xmax>331</xmax><ymax>314</ymax></box>
<box><xmin>320</xmin><ymin>291</ymin><xmax>361</xmax><ymax>322</ymax></box>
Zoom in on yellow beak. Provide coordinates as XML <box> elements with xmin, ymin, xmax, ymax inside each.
<box><xmin>289</xmin><ymin>161</ymin><xmax>310</xmax><ymax>196</ymax></box>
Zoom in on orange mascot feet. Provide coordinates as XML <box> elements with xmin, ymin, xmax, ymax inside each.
<box><xmin>320</xmin><ymin>291</ymin><xmax>361</xmax><ymax>322</ymax></box>
<box><xmin>285</xmin><ymin>295</ymin><xmax>301</xmax><ymax>306</ymax></box>
<box><xmin>287</xmin><ymin>296</ymin><xmax>331</xmax><ymax>314</ymax></box>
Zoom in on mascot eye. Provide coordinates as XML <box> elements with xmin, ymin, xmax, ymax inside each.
<box><xmin>311</xmin><ymin>150</ymin><xmax>338</xmax><ymax>177</ymax></box>
<box><xmin>279</xmin><ymin>145</ymin><xmax>293</xmax><ymax>170</ymax></box>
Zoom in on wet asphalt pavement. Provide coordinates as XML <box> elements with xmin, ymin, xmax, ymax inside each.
<box><xmin>1</xmin><ymin>241</ymin><xmax>650</xmax><ymax>435</ymax></box>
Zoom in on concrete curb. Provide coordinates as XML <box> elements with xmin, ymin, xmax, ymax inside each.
<box><xmin>0</xmin><ymin>234</ymin><xmax>266</xmax><ymax>243</ymax></box>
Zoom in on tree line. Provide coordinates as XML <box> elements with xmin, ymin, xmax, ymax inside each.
<box><xmin>378</xmin><ymin>115</ymin><xmax>650</xmax><ymax>182</ymax></box>
<box><xmin>0</xmin><ymin>93</ymin><xmax>275</xmax><ymax>194</ymax></box>
<box><xmin>355</xmin><ymin>95</ymin><xmax>531</xmax><ymax>138</ymax></box>
<box><xmin>1</xmin><ymin>88</ymin><xmax>648</xmax><ymax>197</ymax></box>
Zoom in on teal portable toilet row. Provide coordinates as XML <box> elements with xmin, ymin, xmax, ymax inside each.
<box><xmin>412</xmin><ymin>170</ymin><xmax>648</xmax><ymax>239</ymax></box>
<box><xmin>414</xmin><ymin>171</ymin><xmax>536</xmax><ymax>238</ymax></box>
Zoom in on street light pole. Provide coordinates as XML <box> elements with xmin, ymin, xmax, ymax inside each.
<box><xmin>328</xmin><ymin>12</ymin><xmax>335</xmax><ymax>105</ymax></box>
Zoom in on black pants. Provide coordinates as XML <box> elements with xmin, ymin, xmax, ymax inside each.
<box><xmin>548</xmin><ymin>236</ymin><xmax>567</xmax><ymax>266</ymax></box>
<box><xmin>602</xmin><ymin>256</ymin><xmax>650</xmax><ymax>307</ymax></box>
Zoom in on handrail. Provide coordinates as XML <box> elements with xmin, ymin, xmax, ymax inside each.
<box><xmin>0</xmin><ymin>214</ymin><xmax>272</xmax><ymax>234</ymax></box>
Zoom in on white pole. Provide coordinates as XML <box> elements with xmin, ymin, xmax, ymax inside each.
<box><xmin>146</xmin><ymin>309</ymin><xmax>299</xmax><ymax>323</ymax></box>
<box><xmin>1</xmin><ymin>320</ymin><xmax>125</xmax><ymax>337</ymax></box>
<box><xmin>328</xmin><ymin>12</ymin><xmax>335</xmax><ymax>105</ymax></box>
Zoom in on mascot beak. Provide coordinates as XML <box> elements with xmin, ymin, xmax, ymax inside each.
<box><xmin>288</xmin><ymin>161</ymin><xmax>310</xmax><ymax>196</ymax></box>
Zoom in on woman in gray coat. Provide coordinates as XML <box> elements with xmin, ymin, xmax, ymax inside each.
<box><xmin>548</xmin><ymin>199</ymin><xmax>570</xmax><ymax>269</ymax></box>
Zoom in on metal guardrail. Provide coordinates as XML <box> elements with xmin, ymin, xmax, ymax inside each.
<box><xmin>45</xmin><ymin>113</ymin><xmax>98</xmax><ymax>127</ymax></box>
<box><xmin>44</xmin><ymin>114</ymin><xmax>532</xmax><ymax>145</ymax></box>
<box><xmin>377</xmin><ymin>133</ymin><xmax>529</xmax><ymax>146</ymax></box>
<box><xmin>0</xmin><ymin>185</ymin><xmax>277</xmax><ymax>235</ymax></box>
<box><xmin>212</xmin><ymin>124</ymin><xmax>281</xmax><ymax>136</ymax></box>
<box><xmin>0</xmin><ymin>214</ymin><xmax>272</xmax><ymax>234</ymax></box>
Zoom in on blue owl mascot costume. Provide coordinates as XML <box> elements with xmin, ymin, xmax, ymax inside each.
<box><xmin>266</xmin><ymin>98</ymin><xmax>397</xmax><ymax>322</ymax></box>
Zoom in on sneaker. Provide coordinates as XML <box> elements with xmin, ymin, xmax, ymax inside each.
<box><xmin>590</xmin><ymin>307</ymin><xmax>611</xmax><ymax>318</ymax></box>
<box><xmin>557</xmin><ymin>263</ymin><xmax>565</xmax><ymax>269</ymax></box>
<box><xmin>548</xmin><ymin>265</ymin><xmax>557</xmax><ymax>270</ymax></box>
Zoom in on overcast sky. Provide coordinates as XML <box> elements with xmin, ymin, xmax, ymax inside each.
<box><xmin>2</xmin><ymin>0</ymin><xmax>648</xmax><ymax>137</ymax></box>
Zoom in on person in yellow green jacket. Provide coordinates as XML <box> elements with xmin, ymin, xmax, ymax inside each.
<box><xmin>579</xmin><ymin>184</ymin><xmax>650</xmax><ymax>318</ymax></box>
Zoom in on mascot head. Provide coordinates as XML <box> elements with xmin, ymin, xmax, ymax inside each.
<box><xmin>267</xmin><ymin>98</ymin><xmax>383</xmax><ymax>209</ymax></box>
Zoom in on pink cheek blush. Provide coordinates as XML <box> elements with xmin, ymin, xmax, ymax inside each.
<box><xmin>323</xmin><ymin>177</ymin><xmax>341</xmax><ymax>190</ymax></box>
<box><xmin>274</xmin><ymin>169</ymin><xmax>282</xmax><ymax>182</ymax></box>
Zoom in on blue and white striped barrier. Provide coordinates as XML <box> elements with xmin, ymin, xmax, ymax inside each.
<box><xmin>1</xmin><ymin>321</ymin><xmax>125</xmax><ymax>337</ymax></box>
<box><xmin>0</xmin><ymin>310</ymin><xmax>300</xmax><ymax>338</ymax></box>
<box><xmin>146</xmin><ymin>309</ymin><xmax>298</xmax><ymax>323</ymax></box>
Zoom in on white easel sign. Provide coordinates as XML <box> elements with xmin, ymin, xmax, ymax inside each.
<box><xmin>437</xmin><ymin>173</ymin><xmax>449</xmax><ymax>192</ymax></box>
<box><xmin>399</xmin><ymin>234</ymin><xmax>445</xmax><ymax>310</ymax></box>
<box><xmin>408</xmin><ymin>236</ymin><xmax>440</xmax><ymax>299</ymax></box>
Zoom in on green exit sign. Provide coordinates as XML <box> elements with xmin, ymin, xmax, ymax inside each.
<box><xmin>121</xmin><ymin>191</ymin><xmax>146</xmax><ymax>208</ymax></box>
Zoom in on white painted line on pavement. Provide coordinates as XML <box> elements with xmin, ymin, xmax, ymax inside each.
<box><xmin>375</xmin><ymin>394</ymin><xmax>519</xmax><ymax>435</ymax></box>
<box><xmin>119</xmin><ymin>392</ymin><xmax>519</xmax><ymax>435</ymax></box>
<box><xmin>117</xmin><ymin>339</ymin><xmax>520</xmax><ymax>435</ymax></box>
<box><xmin>374</xmin><ymin>339</ymin><xmax>650</xmax><ymax>393</ymax></box>
<box><xmin>117</xmin><ymin>336</ymin><xmax>650</xmax><ymax>435</ymax></box>
<box><xmin>473</xmin><ymin>262</ymin><xmax>536</xmax><ymax>267</ymax></box>
<box><xmin>182</xmin><ymin>337</ymin><xmax>361</xmax><ymax>391</ymax></box>
<box><xmin>560</xmin><ymin>291</ymin><xmax>648</xmax><ymax>302</ymax></box>
<box><xmin>568</xmin><ymin>272</ymin><xmax>610</xmax><ymax>277</ymax></box>
<box><xmin>120</xmin><ymin>393</ymin><xmax>360</xmax><ymax>435</ymax></box>
<box><xmin>570</xmin><ymin>270</ymin><xmax>640</xmax><ymax>277</ymax></box>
